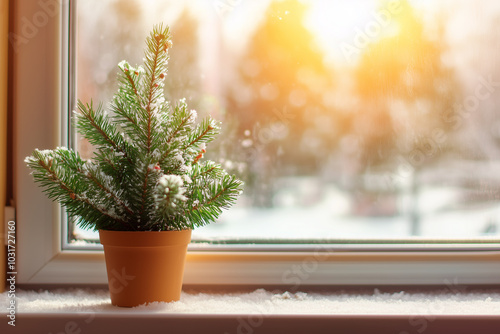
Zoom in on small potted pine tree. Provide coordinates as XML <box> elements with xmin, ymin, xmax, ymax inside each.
<box><xmin>25</xmin><ymin>24</ymin><xmax>243</xmax><ymax>307</ymax></box>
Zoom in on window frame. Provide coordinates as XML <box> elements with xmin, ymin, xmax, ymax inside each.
<box><xmin>13</xmin><ymin>0</ymin><xmax>500</xmax><ymax>286</ymax></box>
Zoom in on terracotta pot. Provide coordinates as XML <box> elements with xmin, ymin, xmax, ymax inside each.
<box><xmin>99</xmin><ymin>229</ymin><xmax>192</xmax><ymax>307</ymax></box>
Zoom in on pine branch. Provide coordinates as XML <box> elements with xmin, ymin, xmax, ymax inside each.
<box><xmin>126</xmin><ymin>25</ymin><xmax>173</xmax><ymax>222</ymax></box>
<box><xmin>189</xmin><ymin>161</ymin><xmax>223</xmax><ymax>186</ymax></box>
<box><xmin>78</xmin><ymin>163</ymin><xmax>135</xmax><ymax>218</ymax></box>
<box><xmin>158</xmin><ymin>100</ymin><xmax>194</xmax><ymax>167</ymax></box>
<box><xmin>186</xmin><ymin>174</ymin><xmax>243</xmax><ymax>227</ymax></box>
<box><xmin>139</xmin><ymin>165</ymin><xmax>153</xmax><ymax>219</ymax></box>
<box><xmin>76</xmin><ymin>100</ymin><xmax>134</xmax><ymax>164</ymax></box>
<box><xmin>50</xmin><ymin>148</ymin><xmax>136</xmax><ymax>229</ymax></box>
<box><xmin>167</xmin><ymin>100</ymin><xmax>194</xmax><ymax>142</ymax></box>
<box><xmin>112</xmin><ymin>62</ymin><xmax>147</xmax><ymax>144</ymax></box>
<box><xmin>154</xmin><ymin>174</ymin><xmax>188</xmax><ymax>230</ymax></box>
<box><xmin>120</xmin><ymin>62</ymin><xmax>143</xmax><ymax>98</ymax></box>
<box><xmin>142</xmin><ymin>24</ymin><xmax>171</xmax><ymax>154</ymax></box>
<box><xmin>184</xmin><ymin>117</ymin><xmax>221</xmax><ymax>152</ymax></box>
<box><xmin>25</xmin><ymin>149</ymin><xmax>132</xmax><ymax>230</ymax></box>
<box><xmin>112</xmin><ymin>97</ymin><xmax>147</xmax><ymax>148</ymax></box>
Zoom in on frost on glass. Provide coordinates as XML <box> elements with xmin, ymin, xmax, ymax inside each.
<box><xmin>72</xmin><ymin>0</ymin><xmax>500</xmax><ymax>244</ymax></box>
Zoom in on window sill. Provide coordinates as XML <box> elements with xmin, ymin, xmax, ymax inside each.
<box><xmin>2</xmin><ymin>287</ymin><xmax>499</xmax><ymax>334</ymax></box>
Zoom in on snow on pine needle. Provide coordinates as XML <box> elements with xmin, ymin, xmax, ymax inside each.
<box><xmin>25</xmin><ymin>24</ymin><xmax>243</xmax><ymax>232</ymax></box>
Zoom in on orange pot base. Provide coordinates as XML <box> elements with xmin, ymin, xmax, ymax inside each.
<box><xmin>99</xmin><ymin>229</ymin><xmax>192</xmax><ymax>307</ymax></box>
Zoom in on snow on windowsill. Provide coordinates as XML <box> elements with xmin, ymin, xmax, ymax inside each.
<box><xmin>2</xmin><ymin>288</ymin><xmax>499</xmax><ymax>315</ymax></box>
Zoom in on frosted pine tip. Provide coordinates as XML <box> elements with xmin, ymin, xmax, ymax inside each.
<box><xmin>154</xmin><ymin>34</ymin><xmax>165</xmax><ymax>43</ymax></box>
<box><xmin>163</xmin><ymin>40</ymin><xmax>173</xmax><ymax>52</ymax></box>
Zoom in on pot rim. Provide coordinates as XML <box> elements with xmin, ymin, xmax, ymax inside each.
<box><xmin>99</xmin><ymin>229</ymin><xmax>192</xmax><ymax>247</ymax></box>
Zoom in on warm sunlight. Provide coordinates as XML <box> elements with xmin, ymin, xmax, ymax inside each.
<box><xmin>304</xmin><ymin>0</ymin><xmax>446</xmax><ymax>65</ymax></box>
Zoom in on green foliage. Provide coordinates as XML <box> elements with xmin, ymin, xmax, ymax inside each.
<box><xmin>25</xmin><ymin>24</ymin><xmax>244</xmax><ymax>231</ymax></box>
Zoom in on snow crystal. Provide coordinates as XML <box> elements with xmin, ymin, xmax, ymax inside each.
<box><xmin>24</xmin><ymin>156</ymin><xmax>35</xmax><ymax>163</ymax></box>
<box><xmin>118</xmin><ymin>60</ymin><xmax>129</xmax><ymax>71</ymax></box>
<box><xmin>38</xmin><ymin>149</ymin><xmax>53</xmax><ymax>155</ymax></box>
<box><xmin>82</xmin><ymin>160</ymin><xmax>92</xmax><ymax>169</ymax></box>
<box><xmin>174</xmin><ymin>193</ymin><xmax>186</xmax><ymax>200</ymax></box>
<box><xmin>157</xmin><ymin>174</ymin><xmax>188</xmax><ymax>204</ymax></box>
<box><xmin>108</xmin><ymin>207</ymin><xmax>116</xmax><ymax>217</ymax></box>
<box><xmin>151</xmin><ymin>149</ymin><xmax>162</xmax><ymax>161</ymax></box>
<box><xmin>182</xmin><ymin>175</ymin><xmax>192</xmax><ymax>184</ymax></box>
<box><xmin>159</xmin><ymin>174</ymin><xmax>184</xmax><ymax>188</ymax></box>
<box><xmin>174</xmin><ymin>153</ymin><xmax>185</xmax><ymax>165</ymax></box>
<box><xmin>209</xmin><ymin>119</ymin><xmax>220</xmax><ymax>130</ymax></box>
<box><xmin>189</xmin><ymin>109</ymin><xmax>197</xmax><ymax>122</ymax></box>
<box><xmin>136</xmin><ymin>65</ymin><xmax>145</xmax><ymax>74</ymax></box>
<box><xmin>120</xmin><ymin>132</ymin><xmax>132</xmax><ymax>143</ymax></box>
<box><xmin>180</xmin><ymin>164</ymin><xmax>192</xmax><ymax>173</ymax></box>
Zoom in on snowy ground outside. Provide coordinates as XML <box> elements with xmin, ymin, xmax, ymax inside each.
<box><xmin>191</xmin><ymin>184</ymin><xmax>500</xmax><ymax>241</ymax></box>
<box><xmin>73</xmin><ymin>176</ymin><xmax>500</xmax><ymax>244</ymax></box>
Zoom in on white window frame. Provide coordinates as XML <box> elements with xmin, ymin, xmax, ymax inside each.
<box><xmin>13</xmin><ymin>0</ymin><xmax>500</xmax><ymax>286</ymax></box>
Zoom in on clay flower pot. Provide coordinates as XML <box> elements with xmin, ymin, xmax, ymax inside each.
<box><xmin>99</xmin><ymin>229</ymin><xmax>192</xmax><ymax>307</ymax></box>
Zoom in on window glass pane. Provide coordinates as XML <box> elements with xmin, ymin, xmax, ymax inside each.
<box><xmin>71</xmin><ymin>0</ymin><xmax>500</xmax><ymax>244</ymax></box>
